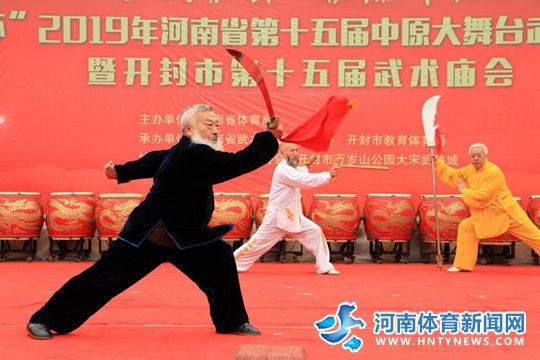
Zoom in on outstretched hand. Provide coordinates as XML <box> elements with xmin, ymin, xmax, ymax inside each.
<box><xmin>306</xmin><ymin>154</ymin><xmax>317</xmax><ymax>167</ymax></box>
<box><xmin>103</xmin><ymin>161</ymin><xmax>117</xmax><ymax>179</ymax></box>
<box><xmin>457</xmin><ymin>177</ymin><xmax>467</xmax><ymax>192</ymax></box>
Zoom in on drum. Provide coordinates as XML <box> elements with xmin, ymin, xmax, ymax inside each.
<box><xmin>528</xmin><ymin>195</ymin><xmax>540</xmax><ymax>227</ymax></box>
<box><xmin>209</xmin><ymin>193</ymin><xmax>254</xmax><ymax>239</ymax></box>
<box><xmin>95</xmin><ymin>193</ymin><xmax>143</xmax><ymax>238</ymax></box>
<box><xmin>254</xmin><ymin>194</ymin><xmax>270</xmax><ymax>228</ymax></box>
<box><xmin>0</xmin><ymin>192</ymin><xmax>43</xmax><ymax>238</ymax></box>
<box><xmin>418</xmin><ymin>194</ymin><xmax>469</xmax><ymax>242</ymax></box>
<box><xmin>254</xmin><ymin>194</ymin><xmax>307</xmax><ymax>228</ymax></box>
<box><xmin>364</xmin><ymin>194</ymin><xmax>415</xmax><ymax>241</ymax></box>
<box><xmin>309</xmin><ymin>194</ymin><xmax>360</xmax><ymax>239</ymax></box>
<box><xmin>46</xmin><ymin>192</ymin><xmax>96</xmax><ymax>238</ymax></box>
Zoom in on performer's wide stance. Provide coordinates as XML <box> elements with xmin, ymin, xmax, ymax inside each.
<box><xmin>27</xmin><ymin>104</ymin><xmax>283</xmax><ymax>339</ymax></box>
<box><xmin>234</xmin><ymin>143</ymin><xmax>340</xmax><ymax>275</ymax></box>
<box><xmin>433</xmin><ymin>143</ymin><xmax>540</xmax><ymax>272</ymax></box>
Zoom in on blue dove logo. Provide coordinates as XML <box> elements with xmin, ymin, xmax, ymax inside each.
<box><xmin>314</xmin><ymin>302</ymin><xmax>367</xmax><ymax>352</ymax></box>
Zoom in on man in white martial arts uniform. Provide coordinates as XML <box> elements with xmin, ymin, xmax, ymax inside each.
<box><xmin>234</xmin><ymin>143</ymin><xmax>340</xmax><ymax>275</ymax></box>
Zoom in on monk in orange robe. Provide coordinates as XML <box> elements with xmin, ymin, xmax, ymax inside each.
<box><xmin>434</xmin><ymin>143</ymin><xmax>540</xmax><ymax>272</ymax></box>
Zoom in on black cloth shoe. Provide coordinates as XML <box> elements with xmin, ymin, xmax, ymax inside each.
<box><xmin>220</xmin><ymin>323</ymin><xmax>261</xmax><ymax>335</ymax></box>
<box><xmin>26</xmin><ymin>323</ymin><xmax>53</xmax><ymax>340</ymax></box>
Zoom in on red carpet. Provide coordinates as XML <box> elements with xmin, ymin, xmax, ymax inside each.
<box><xmin>1</xmin><ymin>262</ymin><xmax>538</xmax><ymax>359</ymax></box>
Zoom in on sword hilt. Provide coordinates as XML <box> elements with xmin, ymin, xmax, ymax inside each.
<box><xmin>266</xmin><ymin>116</ymin><xmax>281</xmax><ymax>129</ymax></box>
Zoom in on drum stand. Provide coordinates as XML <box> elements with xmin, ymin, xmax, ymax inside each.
<box><xmin>420</xmin><ymin>240</ymin><xmax>455</xmax><ymax>264</ymax></box>
<box><xmin>48</xmin><ymin>237</ymin><xmax>92</xmax><ymax>261</ymax></box>
<box><xmin>261</xmin><ymin>237</ymin><xmax>303</xmax><ymax>263</ymax></box>
<box><xmin>532</xmin><ymin>249</ymin><xmax>539</xmax><ymax>265</ymax></box>
<box><xmin>478</xmin><ymin>240</ymin><xmax>516</xmax><ymax>266</ymax></box>
<box><xmin>327</xmin><ymin>239</ymin><xmax>355</xmax><ymax>264</ymax></box>
<box><xmin>369</xmin><ymin>238</ymin><xmax>410</xmax><ymax>264</ymax></box>
<box><xmin>0</xmin><ymin>237</ymin><xmax>37</xmax><ymax>262</ymax></box>
<box><xmin>224</xmin><ymin>238</ymin><xmax>246</xmax><ymax>252</ymax></box>
<box><xmin>98</xmin><ymin>236</ymin><xmax>116</xmax><ymax>254</ymax></box>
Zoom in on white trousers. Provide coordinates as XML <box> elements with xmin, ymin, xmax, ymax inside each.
<box><xmin>234</xmin><ymin>215</ymin><xmax>335</xmax><ymax>274</ymax></box>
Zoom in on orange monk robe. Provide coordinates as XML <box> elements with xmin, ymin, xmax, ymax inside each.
<box><xmin>435</xmin><ymin>159</ymin><xmax>540</xmax><ymax>270</ymax></box>
<box><xmin>435</xmin><ymin>160</ymin><xmax>528</xmax><ymax>238</ymax></box>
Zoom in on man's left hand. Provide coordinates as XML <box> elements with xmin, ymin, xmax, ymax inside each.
<box><xmin>457</xmin><ymin>177</ymin><xmax>467</xmax><ymax>191</ymax></box>
<box><xmin>103</xmin><ymin>161</ymin><xmax>118</xmax><ymax>179</ymax></box>
<box><xmin>266</xmin><ymin>121</ymin><xmax>284</xmax><ymax>139</ymax></box>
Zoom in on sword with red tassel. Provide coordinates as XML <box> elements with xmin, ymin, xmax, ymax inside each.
<box><xmin>226</xmin><ymin>49</ymin><xmax>356</xmax><ymax>153</ymax></box>
<box><xmin>226</xmin><ymin>49</ymin><xmax>281</xmax><ymax>130</ymax></box>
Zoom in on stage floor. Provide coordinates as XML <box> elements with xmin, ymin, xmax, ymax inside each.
<box><xmin>1</xmin><ymin>262</ymin><xmax>538</xmax><ymax>359</ymax></box>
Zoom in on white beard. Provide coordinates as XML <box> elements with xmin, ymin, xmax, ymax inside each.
<box><xmin>286</xmin><ymin>156</ymin><xmax>299</xmax><ymax>168</ymax></box>
<box><xmin>191</xmin><ymin>130</ymin><xmax>223</xmax><ymax>151</ymax></box>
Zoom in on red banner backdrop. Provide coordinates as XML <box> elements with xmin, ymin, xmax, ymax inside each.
<box><xmin>1</xmin><ymin>0</ymin><xmax>539</xmax><ymax>209</ymax></box>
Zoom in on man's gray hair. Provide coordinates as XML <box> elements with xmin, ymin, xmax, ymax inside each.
<box><xmin>180</xmin><ymin>104</ymin><xmax>213</xmax><ymax>131</ymax></box>
<box><xmin>280</xmin><ymin>141</ymin><xmax>296</xmax><ymax>152</ymax></box>
<box><xmin>468</xmin><ymin>143</ymin><xmax>488</xmax><ymax>156</ymax></box>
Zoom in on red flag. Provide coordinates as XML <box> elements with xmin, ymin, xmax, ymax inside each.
<box><xmin>281</xmin><ymin>96</ymin><xmax>351</xmax><ymax>152</ymax></box>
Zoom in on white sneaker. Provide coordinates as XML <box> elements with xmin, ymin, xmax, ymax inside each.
<box><xmin>447</xmin><ymin>266</ymin><xmax>462</xmax><ymax>272</ymax></box>
<box><xmin>323</xmin><ymin>269</ymin><xmax>341</xmax><ymax>275</ymax></box>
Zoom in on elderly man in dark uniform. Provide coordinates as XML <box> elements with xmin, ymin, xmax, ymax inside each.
<box><xmin>27</xmin><ymin>104</ymin><xmax>283</xmax><ymax>339</ymax></box>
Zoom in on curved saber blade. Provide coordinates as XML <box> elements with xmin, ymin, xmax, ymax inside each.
<box><xmin>422</xmin><ymin>95</ymin><xmax>440</xmax><ymax>147</ymax></box>
<box><xmin>226</xmin><ymin>49</ymin><xmax>275</xmax><ymax>119</ymax></box>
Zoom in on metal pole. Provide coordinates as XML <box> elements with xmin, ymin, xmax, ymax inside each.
<box><xmin>430</xmin><ymin>147</ymin><xmax>443</xmax><ymax>270</ymax></box>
